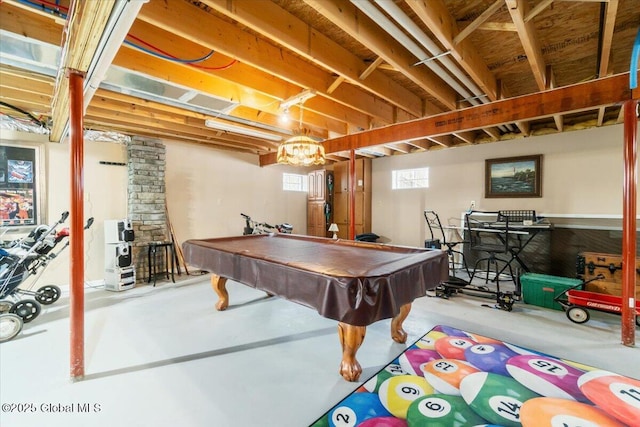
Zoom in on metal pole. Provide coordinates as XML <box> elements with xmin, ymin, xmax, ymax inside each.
<box><xmin>621</xmin><ymin>99</ymin><xmax>638</xmax><ymax>347</ymax></box>
<box><xmin>349</xmin><ymin>150</ymin><xmax>356</xmax><ymax>240</ymax></box>
<box><xmin>69</xmin><ymin>70</ymin><xmax>85</xmax><ymax>378</ymax></box>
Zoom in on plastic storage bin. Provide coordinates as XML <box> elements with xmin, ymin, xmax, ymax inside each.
<box><xmin>521</xmin><ymin>273</ymin><xmax>582</xmax><ymax>310</ymax></box>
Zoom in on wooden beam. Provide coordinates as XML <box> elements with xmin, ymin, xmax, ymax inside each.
<box><xmin>453</xmin><ymin>0</ymin><xmax>504</xmax><ymax>45</ymax></box>
<box><xmin>506</xmin><ymin>0</ymin><xmax>547</xmax><ymax>90</ymax></box>
<box><xmin>598</xmin><ymin>0</ymin><xmax>619</xmax><ymax>77</ymax></box>
<box><xmin>200</xmin><ymin>0</ymin><xmax>423</xmax><ymax>118</ymax></box>
<box><xmin>327</xmin><ymin>76</ymin><xmax>345</xmax><ymax>94</ymax></box>
<box><xmin>453</xmin><ymin>131</ymin><xmax>477</xmax><ymax>144</ymax></box>
<box><xmin>546</xmin><ymin>66</ymin><xmax>564</xmax><ymax>131</ymax></box>
<box><xmin>475</xmin><ymin>22</ymin><xmax>517</xmax><ymax>32</ymax></box>
<box><xmin>303</xmin><ymin>0</ymin><xmax>456</xmax><ymax>112</ymax></box>
<box><xmin>259</xmin><ymin>73</ymin><xmax>632</xmax><ymax>165</ymax></box>
<box><xmin>407</xmin><ymin>0</ymin><xmax>498</xmax><ymax>102</ymax></box>
<box><xmin>525</xmin><ymin>0</ymin><xmax>554</xmax><ymax>23</ymax></box>
<box><xmin>359</xmin><ymin>57</ymin><xmax>384</xmax><ymax>81</ymax></box>
<box><xmin>406</xmin><ymin>139</ymin><xmax>431</xmax><ymax>150</ymax></box>
<box><xmin>597</xmin><ymin>106</ymin><xmax>607</xmax><ymax>126</ymax></box>
<box><xmin>384</xmin><ymin>143</ymin><xmax>412</xmax><ymax>154</ymax></box>
<box><xmin>137</xmin><ymin>0</ymin><xmax>396</xmax><ymax>124</ymax></box>
<box><xmin>483</xmin><ymin>127</ymin><xmax>501</xmax><ymax>141</ymax></box>
<box><xmin>426</xmin><ymin>135</ymin><xmax>452</xmax><ymax>147</ymax></box>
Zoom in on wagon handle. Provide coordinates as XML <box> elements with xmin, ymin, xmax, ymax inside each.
<box><xmin>553</xmin><ymin>274</ymin><xmax>606</xmax><ymax>307</ymax></box>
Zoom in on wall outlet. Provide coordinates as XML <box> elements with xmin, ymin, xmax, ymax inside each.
<box><xmin>470</xmin><ymin>201</ymin><xmax>476</xmax><ymax>210</ymax></box>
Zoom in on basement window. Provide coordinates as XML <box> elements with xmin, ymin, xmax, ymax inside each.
<box><xmin>282</xmin><ymin>173</ymin><xmax>308</xmax><ymax>192</ymax></box>
<box><xmin>392</xmin><ymin>167</ymin><xmax>429</xmax><ymax>189</ymax></box>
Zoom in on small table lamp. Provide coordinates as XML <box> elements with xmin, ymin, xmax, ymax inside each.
<box><xmin>328</xmin><ymin>223</ymin><xmax>339</xmax><ymax>239</ymax></box>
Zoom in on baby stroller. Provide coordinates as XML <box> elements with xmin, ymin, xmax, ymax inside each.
<box><xmin>0</xmin><ymin>212</ymin><xmax>93</xmax><ymax>342</ymax></box>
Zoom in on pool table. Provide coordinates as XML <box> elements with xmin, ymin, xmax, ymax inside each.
<box><xmin>182</xmin><ymin>233</ymin><xmax>448</xmax><ymax>381</ymax></box>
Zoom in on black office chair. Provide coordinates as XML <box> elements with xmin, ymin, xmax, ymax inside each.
<box><xmin>465</xmin><ymin>210</ymin><xmax>519</xmax><ymax>310</ymax></box>
<box><xmin>424</xmin><ymin>210</ymin><xmax>470</xmax><ymax>297</ymax></box>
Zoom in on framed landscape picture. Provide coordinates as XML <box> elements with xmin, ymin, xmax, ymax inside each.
<box><xmin>485</xmin><ymin>155</ymin><xmax>542</xmax><ymax>198</ymax></box>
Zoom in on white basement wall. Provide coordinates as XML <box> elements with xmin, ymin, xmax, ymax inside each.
<box><xmin>372</xmin><ymin>123</ymin><xmax>639</xmax><ymax>247</ymax></box>
<box><xmin>1</xmin><ymin>122</ymin><xmax>637</xmax><ymax>286</ymax></box>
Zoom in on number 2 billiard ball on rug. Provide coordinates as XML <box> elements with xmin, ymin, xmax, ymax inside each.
<box><xmin>328</xmin><ymin>391</ymin><xmax>391</xmax><ymax>427</ymax></box>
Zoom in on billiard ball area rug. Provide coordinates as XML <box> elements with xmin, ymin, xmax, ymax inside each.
<box><xmin>309</xmin><ymin>325</ymin><xmax>639</xmax><ymax>427</ymax></box>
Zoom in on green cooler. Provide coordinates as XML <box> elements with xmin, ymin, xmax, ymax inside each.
<box><xmin>520</xmin><ymin>273</ymin><xmax>582</xmax><ymax>310</ymax></box>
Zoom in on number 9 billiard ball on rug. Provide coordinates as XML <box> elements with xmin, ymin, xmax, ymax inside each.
<box><xmin>378</xmin><ymin>375</ymin><xmax>435</xmax><ymax>419</ymax></box>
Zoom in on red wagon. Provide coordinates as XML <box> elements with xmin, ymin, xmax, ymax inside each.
<box><xmin>556</xmin><ymin>288</ymin><xmax>640</xmax><ymax>326</ymax></box>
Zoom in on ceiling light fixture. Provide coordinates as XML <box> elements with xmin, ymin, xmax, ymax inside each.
<box><xmin>277</xmin><ymin>95</ymin><xmax>325</xmax><ymax>167</ymax></box>
<box><xmin>204</xmin><ymin>119</ymin><xmax>282</xmax><ymax>142</ymax></box>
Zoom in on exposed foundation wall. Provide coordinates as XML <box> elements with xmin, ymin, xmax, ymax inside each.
<box><xmin>371</xmin><ymin>124</ymin><xmax>638</xmax><ymax>248</ymax></box>
<box><xmin>1</xmin><ymin>122</ymin><xmax>637</xmax><ymax>286</ymax></box>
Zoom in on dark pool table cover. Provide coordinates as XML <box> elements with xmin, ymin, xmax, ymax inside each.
<box><xmin>183</xmin><ymin>234</ymin><xmax>448</xmax><ymax>326</ymax></box>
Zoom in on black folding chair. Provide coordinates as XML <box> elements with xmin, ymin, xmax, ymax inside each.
<box><xmin>424</xmin><ymin>210</ymin><xmax>470</xmax><ymax>292</ymax></box>
<box><xmin>494</xmin><ymin>210</ymin><xmax>538</xmax><ymax>276</ymax></box>
<box><xmin>465</xmin><ymin>210</ymin><xmax>515</xmax><ymax>285</ymax></box>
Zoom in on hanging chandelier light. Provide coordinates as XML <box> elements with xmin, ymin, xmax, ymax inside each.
<box><xmin>276</xmin><ymin>91</ymin><xmax>325</xmax><ymax>166</ymax></box>
<box><xmin>277</xmin><ymin>134</ymin><xmax>325</xmax><ymax>166</ymax></box>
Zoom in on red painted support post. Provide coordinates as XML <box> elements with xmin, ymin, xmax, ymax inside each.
<box><xmin>349</xmin><ymin>150</ymin><xmax>356</xmax><ymax>240</ymax></box>
<box><xmin>69</xmin><ymin>70</ymin><xmax>86</xmax><ymax>378</ymax></box>
<box><xmin>621</xmin><ymin>99</ymin><xmax>638</xmax><ymax>347</ymax></box>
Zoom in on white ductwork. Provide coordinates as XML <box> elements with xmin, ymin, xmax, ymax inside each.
<box><xmin>356</xmin><ymin>0</ymin><xmax>515</xmax><ymax>132</ymax></box>
<box><xmin>350</xmin><ymin>0</ymin><xmax>480</xmax><ymax>106</ymax></box>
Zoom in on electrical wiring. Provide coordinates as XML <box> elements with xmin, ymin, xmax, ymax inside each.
<box><xmin>125</xmin><ymin>34</ymin><xmax>237</xmax><ymax>70</ymax></box>
<box><xmin>124</xmin><ymin>36</ymin><xmax>214</xmax><ymax>64</ymax></box>
<box><xmin>17</xmin><ymin>0</ymin><xmax>238</xmax><ymax>70</ymax></box>
<box><xmin>0</xmin><ymin>101</ymin><xmax>49</xmax><ymax>128</ymax></box>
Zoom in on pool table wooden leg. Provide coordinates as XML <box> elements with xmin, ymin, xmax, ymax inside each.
<box><xmin>210</xmin><ymin>274</ymin><xmax>229</xmax><ymax>311</ymax></box>
<box><xmin>337</xmin><ymin>322</ymin><xmax>366</xmax><ymax>382</ymax></box>
<box><xmin>390</xmin><ymin>303</ymin><xmax>411</xmax><ymax>343</ymax></box>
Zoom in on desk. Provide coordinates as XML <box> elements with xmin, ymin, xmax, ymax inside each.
<box><xmin>182</xmin><ymin>234</ymin><xmax>448</xmax><ymax>381</ymax></box>
<box><xmin>147</xmin><ymin>241</ymin><xmax>175</xmax><ymax>286</ymax></box>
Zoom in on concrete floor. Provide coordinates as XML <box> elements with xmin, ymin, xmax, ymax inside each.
<box><xmin>1</xmin><ymin>273</ymin><xmax>638</xmax><ymax>427</ymax></box>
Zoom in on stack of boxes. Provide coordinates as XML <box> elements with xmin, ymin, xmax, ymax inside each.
<box><xmin>104</xmin><ymin>219</ymin><xmax>135</xmax><ymax>291</ymax></box>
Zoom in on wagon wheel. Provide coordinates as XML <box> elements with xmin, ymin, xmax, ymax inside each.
<box><xmin>0</xmin><ymin>300</ymin><xmax>13</xmax><ymax>314</ymax></box>
<box><xmin>35</xmin><ymin>285</ymin><xmax>61</xmax><ymax>305</ymax></box>
<box><xmin>566</xmin><ymin>306</ymin><xmax>590</xmax><ymax>324</ymax></box>
<box><xmin>0</xmin><ymin>313</ymin><xmax>23</xmax><ymax>342</ymax></box>
<box><xmin>10</xmin><ymin>299</ymin><xmax>41</xmax><ymax>323</ymax></box>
